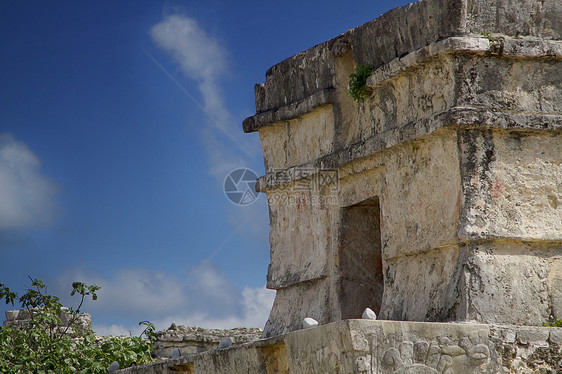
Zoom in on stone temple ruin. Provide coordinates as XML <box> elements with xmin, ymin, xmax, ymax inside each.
<box><xmin>117</xmin><ymin>0</ymin><xmax>561</xmax><ymax>372</ymax></box>
<box><xmin>248</xmin><ymin>0</ymin><xmax>562</xmax><ymax>338</ymax></box>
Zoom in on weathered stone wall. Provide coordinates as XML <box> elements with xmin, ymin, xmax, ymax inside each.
<box><xmin>113</xmin><ymin>320</ymin><xmax>562</xmax><ymax>373</ymax></box>
<box><xmin>153</xmin><ymin>325</ymin><xmax>262</xmax><ymax>358</ymax></box>
<box><xmin>242</xmin><ymin>0</ymin><xmax>562</xmax><ymax>338</ymax></box>
<box><xmin>458</xmin><ymin>129</ymin><xmax>562</xmax><ymax>240</ymax></box>
<box><xmin>244</xmin><ymin>0</ymin><xmax>561</xmax><ymax>132</ymax></box>
<box><xmin>3</xmin><ymin>308</ymin><xmax>92</xmax><ymax>335</ymax></box>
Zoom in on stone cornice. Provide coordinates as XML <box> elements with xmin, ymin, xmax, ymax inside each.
<box><xmin>242</xmin><ymin>87</ymin><xmax>337</xmax><ymax>133</ymax></box>
<box><xmin>256</xmin><ymin>107</ymin><xmax>562</xmax><ymax>192</ymax></box>
<box><xmin>243</xmin><ymin>37</ymin><xmax>562</xmax><ymax>134</ymax></box>
<box><xmin>367</xmin><ymin>37</ymin><xmax>562</xmax><ymax>90</ymax></box>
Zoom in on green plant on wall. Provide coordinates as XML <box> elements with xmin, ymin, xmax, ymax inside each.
<box><xmin>482</xmin><ymin>32</ymin><xmax>504</xmax><ymax>55</ymax></box>
<box><xmin>542</xmin><ymin>319</ymin><xmax>562</xmax><ymax>327</ymax></box>
<box><xmin>347</xmin><ymin>64</ymin><xmax>375</xmax><ymax>103</ymax></box>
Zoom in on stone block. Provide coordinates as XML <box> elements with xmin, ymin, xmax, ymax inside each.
<box><xmin>282</xmin><ymin>320</ymin><xmax>497</xmax><ymax>373</ymax></box>
<box><xmin>263</xmin><ymin>279</ymin><xmax>331</xmax><ymax>337</ymax></box>
<box><xmin>192</xmin><ymin>344</ymin><xmax>265</xmax><ymax>373</ymax></box>
<box><xmin>495</xmin><ymin>327</ymin><xmax>517</xmax><ymax>344</ymax></box>
<box><xmin>516</xmin><ymin>328</ymin><xmax>550</xmax><ymax>346</ymax></box>
<box><xmin>549</xmin><ymin>329</ymin><xmax>562</xmax><ymax>345</ymax></box>
<box><xmin>454</xmin><ymin>242</ymin><xmax>556</xmax><ymax>326</ymax></box>
<box><xmin>4</xmin><ymin>310</ymin><xmax>19</xmax><ymax>321</ymax></box>
<box><xmin>17</xmin><ymin>309</ymin><xmax>30</xmax><ymax>320</ymax></box>
<box><xmin>458</xmin><ymin>129</ymin><xmax>562</xmax><ymax>241</ymax></box>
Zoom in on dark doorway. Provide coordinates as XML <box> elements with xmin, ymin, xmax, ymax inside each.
<box><xmin>338</xmin><ymin>197</ymin><xmax>384</xmax><ymax>319</ymax></box>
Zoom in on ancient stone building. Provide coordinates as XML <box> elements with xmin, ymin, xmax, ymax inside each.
<box><xmin>243</xmin><ymin>0</ymin><xmax>562</xmax><ymax>339</ymax></box>
<box><xmin>116</xmin><ymin>0</ymin><xmax>561</xmax><ymax>372</ymax></box>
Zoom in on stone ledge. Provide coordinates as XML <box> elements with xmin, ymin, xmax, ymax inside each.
<box><xmin>367</xmin><ymin>37</ymin><xmax>562</xmax><ymax>90</ymax></box>
<box><xmin>242</xmin><ymin>87</ymin><xmax>336</xmax><ymax>133</ymax></box>
<box><xmin>112</xmin><ymin>355</ymin><xmax>196</xmax><ymax>374</ymax></box>
<box><xmin>112</xmin><ymin>320</ymin><xmax>562</xmax><ymax>373</ymax></box>
<box><xmin>153</xmin><ymin>325</ymin><xmax>262</xmax><ymax>358</ymax></box>
<box><xmin>256</xmin><ymin>107</ymin><xmax>562</xmax><ymax>192</ymax></box>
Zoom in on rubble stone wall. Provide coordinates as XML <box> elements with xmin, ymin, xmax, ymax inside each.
<box><xmin>153</xmin><ymin>325</ymin><xmax>262</xmax><ymax>358</ymax></box>
<box><xmin>3</xmin><ymin>308</ymin><xmax>92</xmax><ymax>335</ymax></box>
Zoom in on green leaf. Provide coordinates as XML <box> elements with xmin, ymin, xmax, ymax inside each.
<box><xmin>347</xmin><ymin>64</ymin><xmax>375</xmax><ymax>103</ymax></box>
<box><xmin>0</xmin><ymin>277</ymin><xmax>152</xmax><ymax>373</ymax></box>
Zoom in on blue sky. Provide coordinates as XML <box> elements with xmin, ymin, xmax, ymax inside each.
<box><xmin>0</xmin><ymin>0</ymin><xmax>411</xmax><ymax>335</ymax></box>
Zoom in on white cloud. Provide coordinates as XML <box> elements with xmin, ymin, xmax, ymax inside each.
<box><xmin>54</xmin><ymin>267</ymin><xmax>190</xmax><ymax>317</ymax></box>
<box><xmin>143</xmin><ymin>15</ymin><xmax>274</xmax><ymax>338</ymax></box>
<box><xmin>149</xmin><ymin>12</ymin><xmax>270</xmax><ymax>243</ymax></box>
<box><xmin>199</xmin><ymin>128</ymin><xmax>247</xmax><ymax>178</ymax></box>
<box><xmin>150</xmin><ymin>15</ymin><xmax>225</xmax><ymax>83</ymax></box>
<box><xmin>149</xmin><ymin>13</ymin><xmax>259</xmax><ymax>180</ymax></box>
<box><xmin>0</xmin><ymin>134</ymin><xmax>57</xmax><ymax>230</ymax></box>
<box><xmin>93</xmin><ymin>324</ymin><xmax>132</xmax><ymax>337</ymax></box>
<box><xmin>240</xmin><ymin>285</ymin><xmax>276</xmax><ymax>325</ymax></box>
<box><xmin>51</xmin><ymin>263</ymin><xmax>275</xmax><ymax>336</ymax></box>
<box><xmin>150</xmin><ymin>14</ymin><xmax>229</xmax><ymax>131</ymax></box>
<box><xmin>226</xmin><ymin>195</ymin><xmax>270</xmax><ymax>245</ymax></box>
<box><xmin>147</xmin><ymin>284</ymin><xmax>274</xmax><ymax>332</ymax></box>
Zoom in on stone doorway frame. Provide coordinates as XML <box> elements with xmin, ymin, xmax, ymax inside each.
<box><xmin>337</xmin><ymin>196</ymin><xmax>384</xmax><ymax>319</ymax></box>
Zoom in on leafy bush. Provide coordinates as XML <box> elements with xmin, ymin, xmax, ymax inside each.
<box><xmin>347</xmin><ymin>64</ymin><xmax>375</xmax><ymax>103</ymax></box>
<box><xmin>0</xmin><ymin>277</ymin><xmax>155</xmax><ymax>373</ymax></box>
